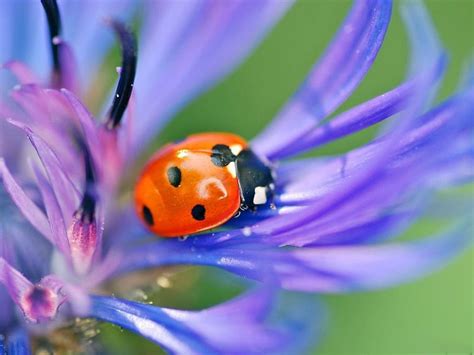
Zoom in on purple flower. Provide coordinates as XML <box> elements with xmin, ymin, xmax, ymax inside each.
<box><xmin>0</xmin><ymin>0</ymin><xmax>472</xmax><ymax>353</ymax></box>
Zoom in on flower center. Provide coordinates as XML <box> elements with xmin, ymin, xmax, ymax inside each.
<box><xmin>20</xmin><ymin>285</ymin><xmax>59</xmax><ymax>322</ymax></box>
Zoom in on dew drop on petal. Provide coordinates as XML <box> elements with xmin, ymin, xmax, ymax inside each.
<box><xmin>242</xmin><ymin>227</ymin><xmax>252</xmax><ymax>237</ymax></box>
<box><xmin>156</xmin><ymin>276</ymin><xmax>171</xmax><ymax>288</ymax></box>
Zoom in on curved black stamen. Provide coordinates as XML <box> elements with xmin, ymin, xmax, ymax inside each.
<box><xmin>74</xmin><ymin>135</ymin><xmax>96</xmax><ymax>224</ymax></box>
<box><xmin>40</xmin><ymin>0</ymin><xmax>62</xmax><ymax>80</ymax></box>
<box><xmin>106</xmin><ymin>21</ymin><xmax>137</xmax><ymax>129</ymax></box>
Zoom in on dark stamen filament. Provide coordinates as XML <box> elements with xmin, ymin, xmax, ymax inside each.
<box><xmin>75</xmin><ymin>136</ymin><xmax>96</xmax><ymax>224</ymax></box>
<box><xmin>40</xmin><ymin>0</ymin><xmax>62</xmax><ymax>84</ymax></box>
<box><xmin>106</xmin><ymin>21</ymin><xmax>137</xmax><ymax>129</ymax></box>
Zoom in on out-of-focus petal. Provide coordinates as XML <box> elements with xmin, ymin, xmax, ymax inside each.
<box><xmin>252</xmin><ymin>0</ymin><xmax>392</xmax><ymax>159</ymax></box>
<box><xmin>0</xmin><ymin>160</ymin><xmax>51</xmax><ymax>240</ymax></box>
<box><xmin>130</xmin><ymin>0</ymin><xmax>294</xmax><ymax>158</ymax></box>
<box><xmin>56</xmin><ymin>41</ymin><xmax>79</xmax><ymax>93</ymax></box>
<box><xmin>5</xmin><ymin>328</ymin><xmax>31</xmax><ymax>355</ymax></box>
<box><xmin>274</xmin><ymin>52</ymin><xmax>445</xmax><ymax>158</ymax></box>
<box><xmin>0</xmin><ymin>289</ymin><xmax>15</xmax><ymax>332</ymax></box>
<box><xmin>8</xmin><ymin>119</ymin><xmax>81</xmax><ymax>220</ymax></box>
<box><xmin>0</xmin><ymin>257</ymin><xmax>33</xmax><ymax>305</ymax></box>
<box><xmin>0</xmin><ymin>186</ymin><xmax>52</xmax><ymax>282</ymax></box>
<box><xmin>88</xmin><ymin>288</ymin><xmax>320</xmax><ymax>354</ymax></box>
<box><xmin>276</xmin><ymin>223</ymin><xmax>473</xmax><ymax>292</ymax></box>
<box><xmin>1</xmin><ymin>61</ymin><xmax>39</xmax><ymax>85</ymax></box>
<box><xmin>32</xmin><ymin>166</ymin><xmax>70</xmax><ymax>258</ymax></box>
<box><xmin>255</xmin><ymin>0</ymin><xmax>447</xmax><ymax>160</ymax></box>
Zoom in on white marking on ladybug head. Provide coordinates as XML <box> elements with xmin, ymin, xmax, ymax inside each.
<box><xmin>230</xmin><ymin>144</ymin><xmax>243</xmax><ymax>156</ymax></box>
<box><xmin>253</xmin><ymin>186</ymin><xmax>267</xmax><ymax>205</ymax></box>
<box><xmin>226</xmin><ymin>161</ymin><xmax>237</xmax><ymax>178</ymax></box>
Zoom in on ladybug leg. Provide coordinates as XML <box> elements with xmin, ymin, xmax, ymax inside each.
<box><xmin>235</xmin><ymin>149</ymin><xmax>275</xmax><ymax>210</ymax></box>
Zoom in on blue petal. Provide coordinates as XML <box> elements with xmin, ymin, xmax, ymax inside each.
<box><xmin>252</xmin><ymin>0</ymin><xmax>392</xmax><ymax>159</ymax></box>
<box><xmin>276</xmin><ymin>223</ymin><xmax>474</xmax><ymax>292</ymax></box>
<box><xmin>0</xmin><ymin>289</ymin><xmax>14</xmax><ymax>335</ymax></box>
<box><xmin>6</xmin><ymin>328</ymin><xmax>31</xmax><ymax>355</ymax></box>
<box><xmin>256</xmin><ymin>0</ymin><xmax>448</xmax><ymax>159</ymax></box>
<box><xmin>117</xmin><ymin>223</ymin><xmax>472</xmax><ymax>293</ymax></box>
<box><xmin>88</xmin><ymin>288</ymin><xmax>321</xmax><ymax>354</ymax></box>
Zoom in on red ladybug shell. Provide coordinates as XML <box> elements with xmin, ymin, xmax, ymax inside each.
<box><xmin>134</xmin><ymin>133</ymin><xmax>247</xmax><ymax>237</ymax></box>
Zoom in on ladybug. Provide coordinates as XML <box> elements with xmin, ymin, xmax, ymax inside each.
<box><xmin>134</xmin><ymin>132</ymin><xmax>275</xmax><ymax>237</ymax></box>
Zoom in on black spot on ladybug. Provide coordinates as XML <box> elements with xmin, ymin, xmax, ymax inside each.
<box><xmin>167</xmin><ymin>166</ymin><xmax>182</xmax><ymax>187</ymax></box>
<box><xmin>142</xmin><ymin>205</ymin><xmax>154</xmax><ymax>226</ymax></box>
<box><xmin>211</xmin><ymin>144</ymin><xmax>236</xmax><ymax>167</ymax></box>
<box><xmin>191</xmin><ymin>204</ymin><xmax>206</xmax><ymax>221</ymax></box>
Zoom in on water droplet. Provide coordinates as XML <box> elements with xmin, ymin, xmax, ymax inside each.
<box><xmin>233</xmin><ymin>211</ymin><xmax>241</xmax><ymax>218</ymax></box>
<box><xmin>156</xmin><ymin>276</ymin><xmax>171</xmax><ymax>288</ymax></box>
<box><xmin>242</xmin><ymin>227</ymin><xmax>252</xmax><ymax>237</ymax></box>
<box><xmin>178</xmin><ymin>235</ymin><xmax>189</xmax><ymax>241</ymax></box>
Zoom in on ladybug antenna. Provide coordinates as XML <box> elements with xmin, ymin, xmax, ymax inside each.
<box><xmin>40</xmin><ymin>0</ymin><xmax>63</xmax><ymax>86</ymax></box>
<box><xmin>105</xmin><ymin>20</ymin><xmax>137</xmax><ymax>130</ymax></box>
<box><xmin>73</xmin><ymin>134</ymin><xmax>97</xmax><ymax>223</ymax></box>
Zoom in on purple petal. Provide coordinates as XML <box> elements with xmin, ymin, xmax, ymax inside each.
<box><xmin>88</xmin><ymin>288</ymin><xmax>319</xmax><ymax>354</ymax></box>
<box><xmin>252</xmin><ymin>0</ymin><xmax>392</xmax><ymax>158</ymax></box>
<box><xmin>130</xmin><ymin>0</ymin><xmax>293</xmax><ymax>158</ymax></box>
<box><xmin>274</xmin><ymin>54</ymin><xmax>445</xmax><ymax>158</ymax></box>
<box><xmin>56</xmin><ymin>41</ymin><xmax>79</xmax><ymax>93</ymax></box>
<box><xmin>276</xmin><ymin>224</ymin><xmax>473</xmax><ymax>292</ymax></box>
<box><xmin>32</xmin><ymin>165</ymin><xmax>70</xmax><ymax>258</ymax></box>
<box><xmin>6</xmin><ymin>86</ymin><xmax>84</xmax><ymax>183</ymax></box>
<box><xmin>0</xmin><ymin>160</ymin><xmax>51</xmax><ymax>240</ymax></box>
<box><xmin>60</xmin><ymin>89</ymin><xmax>102</xmax><ymax>163</ymax></box>
<box><xmin>0</xmin><ymin>257</ymin><xmax>33</xmax><ymax>304</ymax></box>
<box><xmin>0</xmin><ymin>115</ymin><xmax>24</xmax><ymax>172</ymax></box>
<box><xmin>401</xmin><ymin>1</ymin><xmax>442</xmax><ymax>78</ymax></box>
<box><xmin>1</xmin><ymin>61</ymin><xmax>39</xmax><ymax>85</ymax></box>
<box><xmin>8</xmin><ymin>119</ymin><xmax>81</xmax><ymax>220</ymax></box>
<box><xmin>0</xmin><ymin>187</ymin><xmax>53</xmax><ymax>281</ymax></box>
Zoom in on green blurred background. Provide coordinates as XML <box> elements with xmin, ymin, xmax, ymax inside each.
<box><xmin>99</xmin><ymin>0</ymin><xmax>474</xmax><ymax>353</ymax></box>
